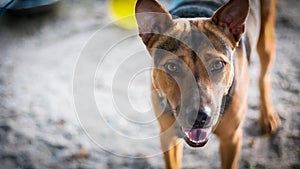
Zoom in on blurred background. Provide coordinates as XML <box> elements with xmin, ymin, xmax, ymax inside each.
<box><xmin>0</xmin><ymin>0</ymin><xmax>299</xmax><ymax>168</ymax></box>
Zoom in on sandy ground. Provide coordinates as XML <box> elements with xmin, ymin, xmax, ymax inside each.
<box><xmin>0</xmin><ymin>0</ymin><xmax>299</xmax><ymax>169</ymax></box>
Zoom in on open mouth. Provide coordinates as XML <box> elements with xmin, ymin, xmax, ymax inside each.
<box><xmin>183</xmin><ymin>127</ymin><xmax>212</xmax><ymax>147</ymax></box>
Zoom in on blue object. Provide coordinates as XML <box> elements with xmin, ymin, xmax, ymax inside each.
<box><xmin>0</xmin><ymin>0</ymin><xmax>14</xmax><ymax>16</ymax></box>
<box><xmin>8</xmin><ymin>0</ymin><xmax>59</xmax><ymax>10</ymax></box>
<box><xmin>0</xmin><ymin>0</ymin><xmax>59</xmax><ymax>15</ymax></box>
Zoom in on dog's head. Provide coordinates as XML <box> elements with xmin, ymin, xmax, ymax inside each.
<box><xmin>135</xmin><ymin>0</ymin><xmax>249</xmax><ymax>147</ymax></box>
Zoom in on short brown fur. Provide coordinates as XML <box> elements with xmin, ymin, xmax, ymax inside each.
<box><xmin>135</xmin><ymin>0</ymin><xmax>280</xmax><ymax>168</ymax></box>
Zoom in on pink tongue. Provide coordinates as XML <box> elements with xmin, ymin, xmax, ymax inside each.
<box><xmin>187</xmin><ymin>129</ymin><xmax>207</xmax><ymax>141</ymax></box>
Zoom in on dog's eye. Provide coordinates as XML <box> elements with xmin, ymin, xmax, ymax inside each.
<box><xmin>164</xmin><ymin>62</ymin><xmax>179</xmax><ymax>73</ymax></box>
<box><xmin>211</xmin><ymin>60</ymin><xmax>225</xmax><ymax>73</ymax></box>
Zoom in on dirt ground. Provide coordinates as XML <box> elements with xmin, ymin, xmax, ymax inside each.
<box><xmin>0</xmin><ymin>0</ymin><xmax>299</xmax><ymax>169</ymax></box>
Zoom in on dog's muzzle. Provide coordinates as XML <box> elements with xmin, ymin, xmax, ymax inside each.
<box><xmin>183</xmin><ymin>127</ymin><xmax>212</xmax><ymax>147</ymax></box>
<box><xmin>182</xmin><ymin>106</ymin><xmax>213</xmax><ymax>147</ymax></box>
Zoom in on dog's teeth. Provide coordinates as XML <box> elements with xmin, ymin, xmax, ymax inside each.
<box><xmin>184</xmin><ymin>131</ymin><xmax>189</xmax><ymax>137</ymax></box>
<box><xmin>191</xmin><ymin>139</ymin><xmax>206</xmax><ymax>143</ymax></box>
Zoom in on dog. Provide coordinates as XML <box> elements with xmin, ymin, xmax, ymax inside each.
<box><xmin>135</xmin><ymin>0</ymin><xmax>280</xmax><ymax>168</ymax></box>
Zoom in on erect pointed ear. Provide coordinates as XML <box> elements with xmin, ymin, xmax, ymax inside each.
<box><xmin>135</xmin><ymin>0</ymin><xmax>173</xmax><ymax>46</ymax></box>
<box><xmin>211</xmin><ymin>0</ymin><xmax>250</xmax><ymax>46</ymax></box>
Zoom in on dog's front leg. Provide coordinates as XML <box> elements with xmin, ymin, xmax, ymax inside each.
<box><xmin>158</xmin><ymin>115</ymin><xmax>184</xmax><ymax>169</ymax></box>
<box><xmin>152</xmin><ymin>89</ymin><xmax>183</xmax><ymax>169</ymax></box>
<box><xmin>218</xmin><ymin>128</ymin><xmax>242</xmax><ymax>169</ymax></box>
<box><xmin>215</xmin><ymin>103</ymin><xmax>247</xmax><ymax>169</ymax></box>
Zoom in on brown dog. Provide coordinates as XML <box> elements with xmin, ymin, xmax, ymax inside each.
<box><xmin>135</xmin><ymin>0</ymin><xmax>280</xmax><ymax>168</ymax></box>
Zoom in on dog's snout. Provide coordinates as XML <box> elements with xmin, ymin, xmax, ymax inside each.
<box><xmin>187</xmin><ymin>107</ymin><xmax>211</xmax><ymax>128</ymax></box>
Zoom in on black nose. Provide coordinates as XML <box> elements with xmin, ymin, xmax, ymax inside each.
<box><xmin>187</xmin><ymin>107</ymin><xmax>211</xmax><ymax>128</ymax></box>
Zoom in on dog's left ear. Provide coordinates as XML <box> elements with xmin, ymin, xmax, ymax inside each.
<box><xmin>211</xmin><ymin>0</ymin><xmax>250</xmax><ymax>47</ymax></box>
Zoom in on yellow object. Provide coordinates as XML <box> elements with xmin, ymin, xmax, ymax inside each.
<box><xmin>109</xmin><ymin>0</ymin><xmax>137</xmax><ymax>29</ymax></box>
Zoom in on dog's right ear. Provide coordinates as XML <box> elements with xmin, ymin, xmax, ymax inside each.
<box><xmin>211</xmin><ymin>0</ymin><xmax>250</xmax><ymax>47</ymax></box>
<box><xmin>135</xmin><ymin>0</ymin><xmax>173</xmax><ymax>46</ymax></box>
